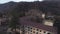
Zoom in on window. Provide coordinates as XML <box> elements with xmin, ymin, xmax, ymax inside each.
<box><xmin>44</xmin><ymin>31</ymin><xmax>46</xmax><ymax>33</ymax></box>
<box><xmin>47</xmin><ymin>33</ymin><xmax>50</xmax><ymax>34</ymax></box>
<box><xmin>31</xmin><ymin>28</ymin><xmax>32</xmax><ymax>29</ymax></box>
<box><xmin>33</xmin><ymin>31</ymin><xmax>35</xmax><ymax>33</ymax></box>
<box><xmin>28</xmin><ymin>27</ymin><xmax>30</xmax><ymax>28</ymax></box>
<box><xmin>36</xmin><ymin>32</ymin><xmax>38</xmax><ymax>34</ymax></box>
<box><xmin>28</xmin><ymin>28</ymin><xmax>30</xmax><ymax>31</ymax></box>
<box><xmin>30</xmin><ymin>33</ymin><xmax>32</xmax><ymax>34</ymax></box>
<box><xmin>31</xmin><ymin>30</ymin><xmax>32</xmax><ymax>32</ymax></box>
<box><xmin>33</xmin><ymin>28</ymin><xmax>35</xmax><ymax>30</ymax></box>
<box><xmin>40</xmin><ymin>30</ymin><xmax>41</xmax><ymax>32</ymax></box>
<box><xmin>28</xmin><ymin>27</ymin><xmax>30</xmax><ymax>31</ymax></box>
<box><xmin>37</xmin><ymin>29</ymin><xmax>39</xmax><ymax>31</ymax></box>
<box><xmin>28</xmin><ymin>32</ymin><xmax>29</xmax><ymax>34</ymax></box>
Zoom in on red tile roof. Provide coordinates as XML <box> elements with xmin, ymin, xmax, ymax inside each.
<box><xmin>19</xmin><ymin>16</ymin><xmax>57</xmax><ymax>34</ymax></box>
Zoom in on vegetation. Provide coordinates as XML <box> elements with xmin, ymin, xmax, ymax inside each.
<box><xmin>8</xmin><ymin>4</ymin><xmax>26</xmax><ymax>34</ymax></box>
<box><xmin>1</xmin><ymin>1</ymin><xmax>60</xmax><ymax>34</ymax></box>
<box><xmin>9</xmin><ymin>9</ymin><xmax>20</xmax><ymax>34</ymax></box>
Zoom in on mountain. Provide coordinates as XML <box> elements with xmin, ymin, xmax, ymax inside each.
<box><xmin>0</xmin><ymin>1</ymin><xmax>18</xmax><ymax>13</ymax></box>
<box><xmin>39</xmin><ymin>1</ymin><xmax>60</xmax><ymax>15</ymax></box>
<box><xmin>0</xmin><ymin>1</ymin><xmax>60</xmax><ymax>15</ymax></box>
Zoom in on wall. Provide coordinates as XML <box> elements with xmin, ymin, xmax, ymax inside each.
<box><xmin>20</xmin><ymin>25</ymin><xmax>55</xmax><ymax>34</ymax></box>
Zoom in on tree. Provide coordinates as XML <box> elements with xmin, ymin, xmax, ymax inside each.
<box><xmin>54</xmin><ymin>19</ymin><xmax>60</xmax><ymax>34</ymax></box>
<box><xmin>9</xmin><ymin>16</ymin><xmax>19</xmax><ymax>34</ymax></box>
<box><xmin>9</xmin><ymin>8</ymin><xmax>20</xmax><ymax>34</ymax></box>
<box><xmin>8</xmin><ymin>3</ymin><xmax>26</xmax><ymax>34</ymax></box>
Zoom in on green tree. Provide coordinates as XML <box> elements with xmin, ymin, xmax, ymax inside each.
<box><xmin>9</xmin><ymin>9</ymin><xmax>20</xmax><ymax>34</ymax></box>
<box><xmin>8</xmin><ymin>4</ymin><xmax>25</xmax><ymax>34</ymax></box>
<box><xmin>9</xmin><ymin>16</ymin><xmax>19</xmax><ymax>34</ymax></box>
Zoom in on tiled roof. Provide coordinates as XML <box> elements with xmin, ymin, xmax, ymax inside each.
<box><xmin>19</xmin><ymin>16</ymin><xmax>57</xmax><ymax>33</ymax></box>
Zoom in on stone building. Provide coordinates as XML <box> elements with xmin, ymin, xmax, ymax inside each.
<box><xmin>19</xmin><ymin>16</ymin><xmax>57</xmax><ymax>34</ymax></box>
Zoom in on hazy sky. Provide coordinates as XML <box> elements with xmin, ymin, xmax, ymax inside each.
<box><xmin>0</xmin><ymin>0</ymin><xmax>43</xmax><ymax>4</ymax></box>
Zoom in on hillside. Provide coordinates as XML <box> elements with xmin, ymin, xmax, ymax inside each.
<box><xmin>0</xmin><ymin>1</ymin><xmax>60</xmax><ymax>15</ymax></box>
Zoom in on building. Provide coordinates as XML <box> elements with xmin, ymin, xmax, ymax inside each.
<box><xmin>6</xmin><ymin>9</ymin><xmax>58</xmax><ymax>34</ymax></box>
<box><xmin>7</xmin><ymin>2</ymin><xmax>58</xmax><ymax>34</ymax></box>
<box><xmin>19</xmin><ymin>16</ymin><xmax>57</xmax><ymax>34</ymax></box>
<box><xmin>18</xmin><ymin>7</ymin><xmax>58</xmax><ymax>34</ymax></box>
<box><xmin>0</xmin><ymin>15</ymin><xmax>12</xmax><ymax>26</ymax></box>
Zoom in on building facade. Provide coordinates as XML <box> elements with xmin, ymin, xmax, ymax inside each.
<box><xmin>18</xmin><ymin>8</ymin><xmax>58</xmax><ymax>34</ymax></box>
<box><xmin>19</xmin><ymin>16</ymin><xmax>57</xmax><ymax>34</ymax></box>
